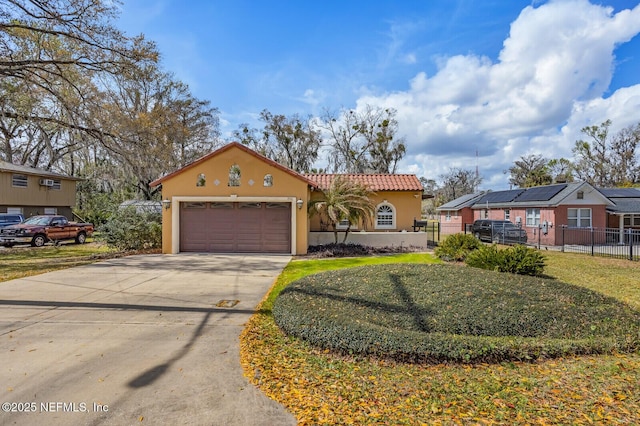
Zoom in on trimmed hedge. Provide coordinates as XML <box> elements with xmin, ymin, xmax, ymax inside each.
<box><xmin>273</xmin><ymin>264</ymin><xmax>640</xmax><ymax>363</ymax></box>
<box><xmin>434</xmin><ymin>233</ymin><xmax>482</xmax><ymax>261</ymax></box>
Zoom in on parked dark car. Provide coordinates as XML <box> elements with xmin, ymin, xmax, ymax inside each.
<box><xmin>0</xmin><ymin>213</ymin><xmax>24</xmax><ymax>229</ymax></box>
<box><xmin>472</xmin><ymin>220</ymin><xmax>528</xmax><ymax>244</ymax></box>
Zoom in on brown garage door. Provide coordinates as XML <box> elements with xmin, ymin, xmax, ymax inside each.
<box><xmin>180</xmin><ymin>202</ymin><xmax>291</xmax><ymax>253</ymax></box>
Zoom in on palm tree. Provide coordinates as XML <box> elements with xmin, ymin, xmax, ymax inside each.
<box><xmin>308</xmin><ymin>176</ymin><xmax>376</xmax><ymax>244</ymax></box>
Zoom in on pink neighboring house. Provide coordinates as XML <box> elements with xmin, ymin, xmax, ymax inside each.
<box><xmin>437</xmin><ymin>182</ymin><xmax>617</xmax><ymax>246</ymax></box>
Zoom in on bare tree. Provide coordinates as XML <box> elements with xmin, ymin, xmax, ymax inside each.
<box><xmin>233</xmin><ymin>109</ymin><xmax>321</xmax><ymax>173</ymax></box>
<box><xmin>0</xmin><ymin>0</ymin><xmax>156</xmax><ymax>146</ymax></box>
<box><xmin>439</xmin><ymin>168</ymin><xmax>482</xmax><ymax>203</ymax></box>
<box><xmin>319</xmin><ymin>105</ymin><xmax>406</xmax><ymax>173</ymax></box>
<box><xmin>573</xmin><ymin>120</ymin><xmax>640</xmax><ymax>187</ymax></box>
<box><xmin>96</xmin><ymin>65</ymin><xmax>220</xmax><ymax>199</ymax></box>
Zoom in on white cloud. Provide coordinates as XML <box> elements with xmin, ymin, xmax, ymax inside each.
<box><xmin>354</xmin><ymin>0</ymin><xmax>640</xmax><ymax>190</ymax></box>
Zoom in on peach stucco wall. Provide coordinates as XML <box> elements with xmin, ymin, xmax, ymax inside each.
<box><xmin>308</xmin><ymin>189</ymin><xmax>423</xmax><ymax>232</ymax></box>
<box><xmin>157</xmin><ymin>145</ymin><xmax>310</xmax><ymax>254</ymax></box>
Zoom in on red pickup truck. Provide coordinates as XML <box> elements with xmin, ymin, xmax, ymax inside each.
<box><xmin>0</xmin><ymin>215</ymin><xmax>94</xmax><ymax>247</ymax></box>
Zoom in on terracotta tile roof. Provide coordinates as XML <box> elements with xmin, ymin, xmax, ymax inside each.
<box><xmin>304</xmin><ymin>174</ymin><xmax>423</xmax><ymax>192</ymax></box>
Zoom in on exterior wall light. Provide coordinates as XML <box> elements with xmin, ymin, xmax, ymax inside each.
<box><xmin>162</xmin><ymin>199</ymin><xmax>171</xmax><ymax>210</ymax></box>
<box><xmin>296</xmin><ymin>199</ymin><xmax>304</xmax><ymax>210</ymax></box>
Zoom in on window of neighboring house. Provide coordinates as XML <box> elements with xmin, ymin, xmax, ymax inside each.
<box><xmin>445</xmin><ymin>211</ymin><xmax>452</xmax><ymax>221</ymax></box>
<box><xmin>44</xmin><ymin>207</ymin><xmax>57</xmax><ymax>215</ymax></box>
<box><xmin>263</xmin><ymin>174</ymin><xmax>273</xmax><ymax>187</ymax></box>
<box><xmin>483</xmin><ymin>209</ymin><xmax>489</xmax><ymax>219</ymax></box>
<box><xmin>52</xmin><ymin>179</ymin><xmax>61</xmax><ymax>190</ymax></box>
<box><xmin>577</xmin><ymin>191</ymin><xmax>584</xmax><ymax>200</ymax></box>
<box><xmin>12</xmin><ymin>174</ymin><xmax>28</xmax><ymax>188</ymax></box>
<box><xmin>504</xmin><ymin>209</ymin><xmax>511</xmax><ymax>221</ymax></box>
<box><xmin>375</xmin><ymin>203</ymin><xmax>395</xmax><ymax>229</ymax></box>
<box><xmin>568</xmin><ymin>208</ymin><xmax>592</xmax><ymax>228</ymax></box>
<box><xmin>7</xmin><ymin>207</ymin><xmax>23</xmax><ymax>214</ymax></box>
<box><xmin>526</xmin><ymin>208</ymin><xmax>541</xmax><ymax>226</ymax></box>
<box><xmin>228</xmin><ymin>165</ymin><xmax>241</xmax><ymax>186</ymax></box>
<box><xmin>196</xmin><ymin>173</ymin><xmax>206</xmax><ymax>187</ymax></box>
<box><xmin>625</xmin><ymin>215</ymin><xmax>640</xmax><ymax>226</ymax></box>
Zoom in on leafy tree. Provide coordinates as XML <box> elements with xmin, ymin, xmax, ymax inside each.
<box><xmin>508</xmin><ymin>154</ymin><xmax>553</xmax><ymax>188</ymax></box>
<box><xmin>438</xmin><ymin>168</ymin><xmax>482</xmax><ymax>203</ymax></box>
<box><xmin>320</xmin><ymin>105</ymin><xmax>406</xmax><ymax>173</ymax></box>
<box><xmin>573</xmin><ymin>120</ymin><xmax>640</xmax><ymax>187</ymax></box>
<box><xmin>308</xmin><ymin>176</ymin><xmax>376</xmax><ymax>244</ymax></box>
<box><xmin>233</xmin><ymin>109</ymin><xmax>321</xmax><ymax>173</ymax></box>
<box><xmin>547</xmin><ymin>158</ymin><xmax>575</xmax><ymax>183</ymax></box>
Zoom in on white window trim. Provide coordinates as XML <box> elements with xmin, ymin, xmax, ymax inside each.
<box><xmin>568</xmin><ymin>208</ymin><xmax>592</xmax><ymax>228</ymax></box>
<box><xmin>526</xmin><ymin>208</ymin><xmax>540</xmax><ymax>227</ymax></box>
<box><xmin>375</xmin><ymin>202</ymin><xmax>396</xmax><ymax>230</ymax></box>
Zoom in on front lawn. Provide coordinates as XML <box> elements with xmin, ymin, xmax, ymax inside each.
<box><xmin>0</xmin><ymin>243</ymin><xmax>117</xmax><ymax>282</ymax></box>
<box><xmin>240</xmin><ymin>251</ymin><xmax>640</xmax><ymax>424</ymax></box>
<box><xmin>274</xmin><ymin>263</ymin><xmax>640</xmax><ymax>363</ymax></box>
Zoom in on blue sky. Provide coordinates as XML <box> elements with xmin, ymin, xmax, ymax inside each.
<box><xmin>118</xmin><ymin>0</ymin><xmax>640</xmax><ymax>189</ymax></box>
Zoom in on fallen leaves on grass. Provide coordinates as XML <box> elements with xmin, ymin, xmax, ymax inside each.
<box><xmin>240</xmin><ymin>253</ymin><xmax>640</xmax><ymax>425</ymax></box>
<box><xmin>242</xmin><ymin>317</ymin><xmax>640</xmax><ymax>424</ymax></box>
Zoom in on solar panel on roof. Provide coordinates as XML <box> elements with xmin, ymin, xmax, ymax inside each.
<box><xmin>515</xmin><ymin>184</ymin><xmax>567</xmax><ymax>202</ymax></box>
<box><xmin>600</xmin><ymin>188</ymin><xmax>640</xmax><ymax>198</ymax></box>
<box><xmin>477</xmin><ymin>189</ymin><xmax>524</xmax><ymax>204</ymax></box>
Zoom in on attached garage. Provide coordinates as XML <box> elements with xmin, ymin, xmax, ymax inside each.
<box><xmin>151</xmin><ymin>142</ymin><xmax>424</xmax><ymax>256</ymax></box>
<box><xmin>179</xmin><ymin>201</ymin><xmax>291</xmax><ymax>253</ymax></box>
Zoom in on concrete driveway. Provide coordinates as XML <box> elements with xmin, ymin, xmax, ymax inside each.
<box><xmin>0</xmin><ymin>254</ymin><xmax>296</xmax><ymax>426</ymax></box>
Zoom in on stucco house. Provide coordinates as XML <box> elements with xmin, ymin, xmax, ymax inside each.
<box><xmin>437</xmin><ymin>182</ymin><xmax>613</xmax><ymax>246</ymax></box>
<box><xmin>150</xmin><ymin>142</ymin><xmax>424</xmax><ymax>254</ymax></box>
<box><xmin>0</xmin><ymin>161</ymin><xmax>80</xmax><ymax>219</ymax></box>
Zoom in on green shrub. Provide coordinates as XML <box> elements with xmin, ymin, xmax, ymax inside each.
<box><xmin>499</xmin><ymin>244</ymin><xmax>546</xmax><ymax>276</ymax></box>
<box><xmin>464</xmin><ymin>243</ymin><xmax>502</xmax><ymax>271</ymax></box>
<box><xmin>273</xmin><ymin>264</ymin><xmax>640</xmax><ymax>363</ymax></box>
<box><xmin>466</xmin><ymin>244</ymin><xmax>546</xmax><ymax>276</ymax></box>
<box><xmin>434</xmin><ymin>233</ymin><xmax>482</xmax><ymax>261</ymax></box>
<box><xmin>97</xmin><ymin>206</ymin><xmax>161</xmax><ymax>251</ymax></box>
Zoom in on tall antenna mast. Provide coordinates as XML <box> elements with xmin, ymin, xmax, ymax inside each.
<box><xmin>475</xmin><ymin>148</ymin><xmax>479</xmax><ymax>192</ymax></box>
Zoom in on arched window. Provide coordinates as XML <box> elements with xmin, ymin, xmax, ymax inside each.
<box><xmin>375</xmin><ymin>203</ymin><xmax>395</xmax><ymax>229</ymax></box>
<box><xmin>263</xmin><ymin>174</ymin><xmax>273</xmax><ymax>187</ymax></box>
<box><xmin>196</xmin><ymin>173</ymin><xmax>206</xmax><ymax>187</ymax></box>
<box><xmin>228</xmin><ymin>164</ymin><xmax>241</xmax><ymax>187</ymax></box>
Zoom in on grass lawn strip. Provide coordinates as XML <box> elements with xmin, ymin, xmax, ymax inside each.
<box><xmin>240</xmin><ymin>251</ymin><xmax>640</xmax><ymax>425</ymax></box>
<box><xmin>0</xmin><ymin>243</ymin><xmax>118</xmax><ymax>282</ymax></box>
